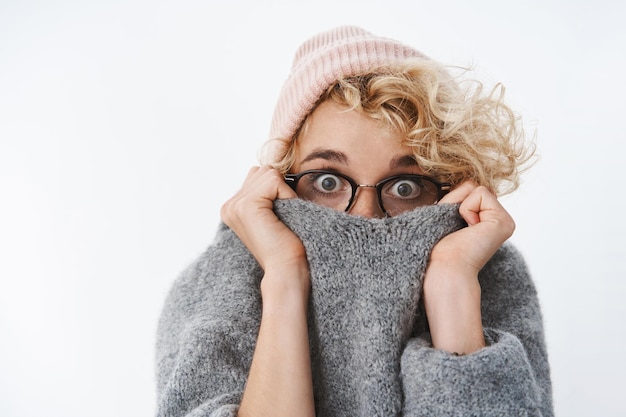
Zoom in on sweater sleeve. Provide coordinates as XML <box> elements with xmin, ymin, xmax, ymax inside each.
<box><xmin>400</xmin><ymin>243</ymin><xmax>553</xmax><ymax>417</ymax></box>
<box><xmin>155</xmin><ymin>229</ymin><xmax>262</xmax><ymax>417</ymax></box>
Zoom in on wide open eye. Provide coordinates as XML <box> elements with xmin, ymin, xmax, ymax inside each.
<box><xmin>312</xmin><ymin>173</ymin><xmax>345</xmax><ymax>193</ymax></box>
<box><xmin>386</xmin><ymin>178</ymin><xmax>423</xmax><ymax>199</ymax></box>
<box><xmin>294</xmin><ymin>171</ymin><xmax>352</xmax><ymax>209</ymax></box>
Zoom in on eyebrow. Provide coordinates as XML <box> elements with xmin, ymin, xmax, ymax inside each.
<box><xmin>300</xmin><ymin>149</ymin><xmax>349</xmax><ymax>165</ymax></box>
<box><xmin>300</xmin><ymin>149</ymin><xmax>418</xmax><ymax>169</ymax></box>
<box><xmin>390</xmin><ymin>154</ymin><xmax>419</xmax><ymax>169</ymax></box>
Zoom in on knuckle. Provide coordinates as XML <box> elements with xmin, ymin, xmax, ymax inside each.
<box><xmin>498</xmin><ymin>215</ymin><xmax>516</xmax><ymax>237</ymax></box>
<box><xmin>221</xmin><ymin>193</ymin><xmax>246</xmax><ymax>221</ymax></box>
<box><xmin>506</xmin><ymin>217</ymin><xmax>516</xmax><ymax>234</ymax></box>
<box><xmin>220</xmin><ymin>199</ymin><xmax>235</xmax><ymax>223</ymax></box>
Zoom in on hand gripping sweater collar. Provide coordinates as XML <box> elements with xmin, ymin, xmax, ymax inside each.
<box><xmin>156</xmin><ymin>199</ymin><xmax>553</xmax><ymax>416</ymax></box>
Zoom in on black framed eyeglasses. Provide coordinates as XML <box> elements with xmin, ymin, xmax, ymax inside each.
<box><xmin>285</xmin><ymin>170</ymin><xmax>451</xmax><ymax>216</ymax></box>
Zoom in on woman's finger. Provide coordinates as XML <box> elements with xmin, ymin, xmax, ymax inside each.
<box><xmin>438</xmin><ymin>181</ymin><xmax>478</xmax><ymax>205</ymax></box>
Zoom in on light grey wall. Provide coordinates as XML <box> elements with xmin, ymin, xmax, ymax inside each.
<box><xmin>1</xmin><ymin>1</ymin><xmax>624</xmax><ymax>416</ymax></box>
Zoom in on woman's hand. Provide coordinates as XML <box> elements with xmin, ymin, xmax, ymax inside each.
<box><xmin>222</xmin><ymin>167</ymin><xmax>315</xmax><ymax>417</ymax></box>
<box><xmin>221</xmin><ymin>166</ymin><xmax>307</xmax><ymax>274</ymax></box>
<box><xmin>423</xmin><ymin>182</ymin><xmax>515</xmax><ymax>354</ymax></box>
<box><xmin>432</xmin><ymin>182</ymin><xmax>515</xmax><ymax>272</ymax></box>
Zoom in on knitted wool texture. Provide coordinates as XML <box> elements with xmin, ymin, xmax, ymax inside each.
<box><xmin>269</xmin><ymin>25</ymin><xmax>427</xmax><ymax>141</ymax></box>
<box><xmin>156</xmin><ymin>199</ymin><xmax>553</xmax><ymax>417</ymax></box>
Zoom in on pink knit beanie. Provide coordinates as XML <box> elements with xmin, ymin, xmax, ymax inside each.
<box><xmin>269</xmin><ymin>25</ymin><xmax>428</xmax><ymax>141</ymax></box>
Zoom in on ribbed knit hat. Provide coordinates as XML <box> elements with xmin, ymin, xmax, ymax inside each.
<box><xmin>269</xmin><ymin>25</ymin><xmax>428</xmax><ymax>141</ymax></box>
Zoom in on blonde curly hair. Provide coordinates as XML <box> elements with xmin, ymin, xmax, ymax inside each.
<box><xmin>261</xmin><ymin>60</ymin><xmax>535</xmax><ymax>196</ymax></box>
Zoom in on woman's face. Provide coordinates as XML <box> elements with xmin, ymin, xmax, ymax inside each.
<box><xmin>291</xmin><ymin>100</ymin><xmax>424</xmax><ymax>218</ymax></box>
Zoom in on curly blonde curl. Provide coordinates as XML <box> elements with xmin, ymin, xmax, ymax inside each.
<box><xmin>260</xmin><ymin>59</ymin><xmax>535</xmax><ymax>196</ymax></box>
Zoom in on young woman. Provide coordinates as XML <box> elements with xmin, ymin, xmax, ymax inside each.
<box><xmin>156</xmin><ymin>26</ymin><xmax>553</xmax><ymax>417</ymax></box>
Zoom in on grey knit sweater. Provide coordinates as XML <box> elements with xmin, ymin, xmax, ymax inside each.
<box><xmin>156</xmin><ymin>199</ymin><xmax>553</xmax><ymax>416</ymax></box>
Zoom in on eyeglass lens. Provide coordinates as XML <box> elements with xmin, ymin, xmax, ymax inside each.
<box><xmin>292</xmin><ymin>172</ymin><xmax>440</xmax><ymax>215</ymax></box>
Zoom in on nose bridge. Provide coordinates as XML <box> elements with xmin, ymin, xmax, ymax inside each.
<box><xmin>348</xmin><ymin>185</ymin><xmax>384</xmax><ymax>218</ymax></box>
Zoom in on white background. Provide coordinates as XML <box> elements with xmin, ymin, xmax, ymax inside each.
<box><xmin>1</xmin><ymin>1</ymin><xmax>624</xmax><ymax>416</ymax></box>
